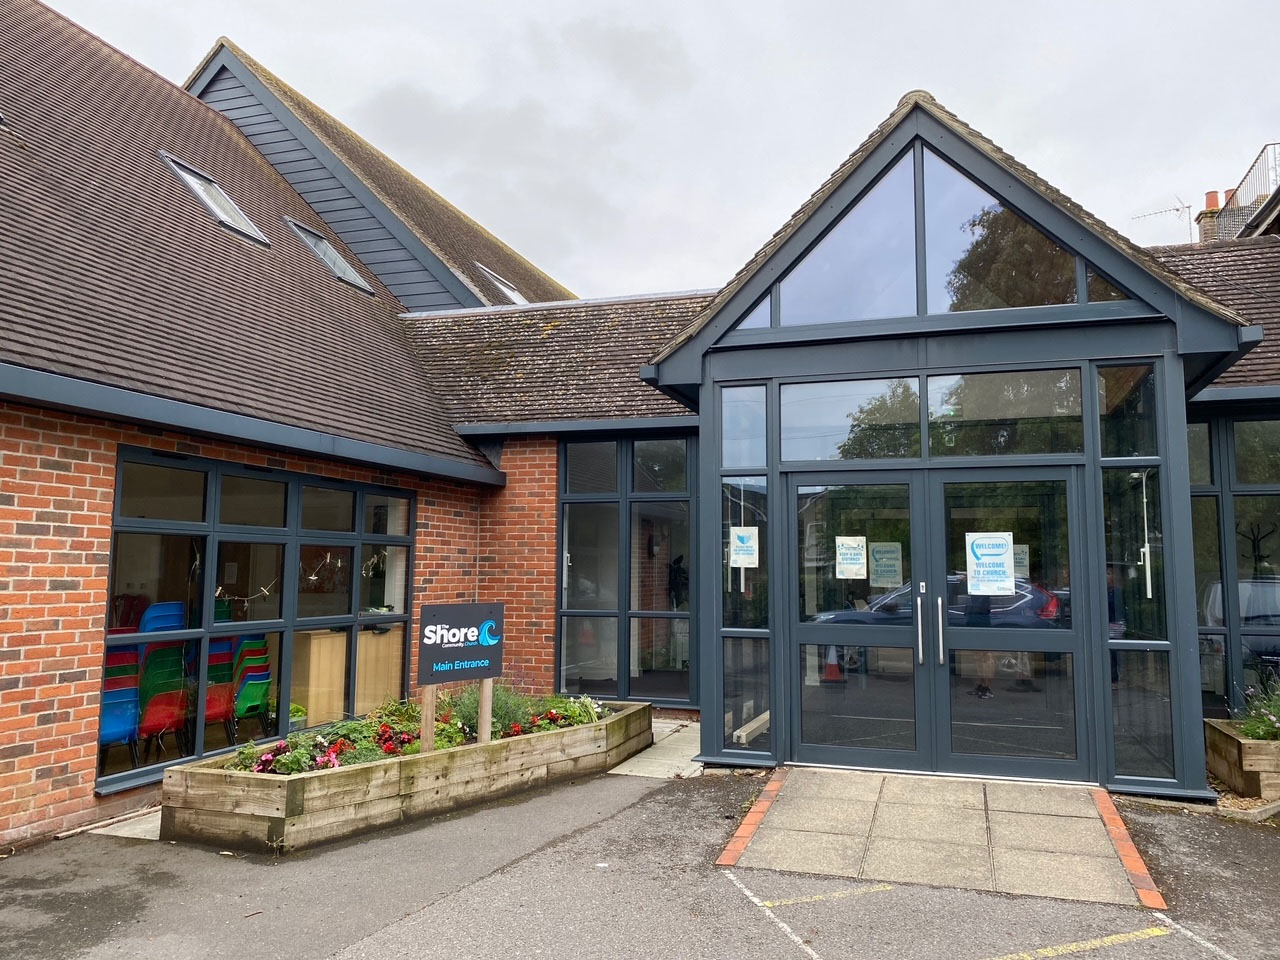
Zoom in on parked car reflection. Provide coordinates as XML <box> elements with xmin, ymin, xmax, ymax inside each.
<box><xmin>808</xmin><ymin>575</ymin><xmax>1066</xmax><ymax>628</ymax></box>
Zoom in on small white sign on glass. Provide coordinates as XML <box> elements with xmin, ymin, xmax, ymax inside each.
<box><xmin>868</xmin><ymin>542</ymin><xmax>903</xmax><ymax>588</ymax></box>
<box><xmin>1013</xmin><ymin>543</ymin><xmax>1030</xmax><ymax>579</ymax></box>
<box><xmin>966</xmin><ymin>532</ymin><xmax>1016</xmax><ymax>596</ymax></box>
<box><xmin>729</xmin><ymin>526</ymin><xmax>759</xmax><ymax>568</ymax></box>
<box><xmin>835</xmin><ymin>536</ymin><xmax>867</xmax><ymax>580</ymax></box>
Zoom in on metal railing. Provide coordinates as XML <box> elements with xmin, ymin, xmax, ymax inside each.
<box><xmin>1220</xmin><ymin>142</ymin><xmax>1279</xmax><ymax>239</ymax></box>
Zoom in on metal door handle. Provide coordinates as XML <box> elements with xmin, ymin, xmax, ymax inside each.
<box><xmin>915</xmin><ymin>597</ymin><xmax>923</xmax><ymax>665</ymax></box>
<box><xmin>936</xmin><ymin>596</ymin><xmax>945</xmax><ymax>665</ymax></box>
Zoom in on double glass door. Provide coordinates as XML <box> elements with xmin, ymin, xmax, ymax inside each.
<box><xmin>790</xmin><ymin>467</ymin><xmax>1088</xmax><ymax>780</ymax></box>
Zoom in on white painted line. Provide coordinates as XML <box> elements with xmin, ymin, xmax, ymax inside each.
<box><xmin>1154</xmin><ymin>912</ymin><xmax>1242</xmax><ymax>960</ymax></box>
<box><xmin>723</xmin><ymin>869</ymin><xmax>825</xmax><ymax>960</ymax></box>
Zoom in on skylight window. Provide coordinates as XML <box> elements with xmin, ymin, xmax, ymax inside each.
<box><xmin>164</xmin><ymin>155</ymin><xmax>268</xmax><ymax>243</ymax></box>
<box><xmin>475</xmin><ymin>262</ymin><xmax>529</xmax><ymax>305</ymax></box>
<box><xmin>289</xmin><ymin>221</ymin><xmax>374</xmax><ymax>293</ymax></box>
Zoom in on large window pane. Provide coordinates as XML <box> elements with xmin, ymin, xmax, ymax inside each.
<box><xmin>118</xmin><ymin>462</ymin><xmax>205</xmax><ymax>522</ymax></box>
<box><xmin>1111</xmin><ymin>650</ymin><xmax>1174</xmax><ymax>779</ymax></box>
<box><xmin>292</xmin><ymin>627</ymin><xmax>349</xmax><ymax>725</ymax></box>
<box><xmin>302</xmin><ymin>486</ymin><xmax>354</xmax><ymax>532</ymax></box>
<box><xmin>1232</xmin><ymin>496</ymin><xmax>1280</xmax><ymax>628</ymax></box>
<box><xmin>797</xmin><ymin>483</ymin><xmax>912</xmax><ymax>623</ymax></box>
<box><xmin>924</xmin><ymin>148</ymin><xmax>1076</xmax><ymax>313</ymax></box>
<box><xmin>1086</xmin><ymin>268</ymin><xmax>1127</xmax><ymax>302</ymax></box>
<box><xmin>951</xmin><ymin>651</ymin><xmax>1076</xmax><ymax>758</ymax></box>
<box><xmin>564</xmin><ymin>441</ymin><xmax>617</xmax><ymax>494</ymax></box>
<box><xmin>943</xmin><ymin>480</ymin><xmax>1071</xmax><ymax>629</ymax></box>
<box><xmin>219</xmin><ymin>475</ymin><xmax>287</xmax><ymax>527</ymax></box>
<box><xmin>1192</xmin><ymin>497</ymin><xmax>1222</xmax><ymax>626</ymax></box>
<box><xmin>631</xmin><ymin>502</ymin><xmax>690</xmax><ymax>612</ymax></box>
<box><xmin>722</xmin><ymin>386</ymin><xmax>766</xmax><ymax>468</ymax></box>
<box><xmin>364</xmin><ymin>494</ymin><xmax>410</xmax><ymax>536</ymax></box>
<box><xmin>108</xmin><ymin>533</ymin><xmax>203</xmax><ymax>632</ymax></box>
<box><xmin>355</xmin><ymin>623</ymin><xmax>405</xmax><ymax>714</ymax></box>
<box><xmin>561</xmin><ymin>616</ymin><xmax>617</xmax><ymax>696</ymax></box>
<box><xmin>633</xmin><ymin>438</ymin><xmax>687</xmax><ymax>493</ymax></box>
<box><xmin>1234</xmin><ymin>421</ymin><xmax>1280</xmax><ymax>485</ymax></box>
<box><xmin>564</xmin><ymin>503</ymin><xmax>619</xmax><ymax>610</ymax></box>
<box><xmin>1243</xmin><ymin>635</ymin><xmax>1280</xmax><ymax>689</ymax></box>
<box><xmin>1188</xmin><ymin>423</ymin><xmax>1212</xmax><ymax>486</ymax></box>
<box><xmin>1102</xmin><ymin>468</ymin><xmax>1165</xmax><ymax>641</ymax></box>
<box><xmin>735</xmin><ymin>297</ymin><xmax>770</xmax><ymax>330</ymax></box>
<box><xmin>203</xmin><ymin>633</ymin><xmax>281</xmax><ymax>750</ymax></box>
<box><xmin>360</xmin><ymin>545</ymin><xmax>408</xmax><ymax>615</ymax></box>
<box><xmin>1099</xmin><ymin>365</ymin><xmax>1157</xmax><ymax>458</ymax></box>
<box><xmin>723</xmin><ymin>478</ymin><xmax>768</xmax><ymax>629</ymax></box>
<box><xmin>800</xmin><ymin>645</ymin><xmax>915</xmax><ymax>751</ymax></box>
<box><xmin>928</xmin><ymin>370</ymin><xmax>1083</xmax><ymax>456</ymax></box>
<box><xmin>214</xmin><ymin>542</ymin><xmax>284</xmax><ymax>622</ymax></box>
<box><xmin>781</xmin><ymin>378</ymin><xmax>921</xmax><ymax>461</ymax></box>
<box><xmin>780</xmin><ymin>151</ymin><xmax>917</xmax><ymax>325</ymax></box>
<box><xmin>630</xmin><ymin>618</ymin><xmax>690</xmax><ymax>700</ymax></box>
<box><xmin>1199</xmin><ymin>634</ymin><xmax>1228</xmax><ymax>718</ymax></box>
<box><xmin>98</xmin><ymin>638</ymin><xmax>199</xmax><ymax>776</ymax></box>
<box><xmin>724</xmin><ymin>636</ymin><xmax>770</xmax><ymax>751</ymax></box>
<box><xmin>297</xmin><ymin>545</ymin><xmax>354</xmax><ymax>618</ymax></box>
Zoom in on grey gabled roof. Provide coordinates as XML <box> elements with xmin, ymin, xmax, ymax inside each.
<box><xmin>188</xmin><ymin>38</ymin><xmax>576</xmax><ymax>309</ymax></box>
<box><xmin>652</xmin><ymin>90</ymin><xmax>1248</xmax><ymax>364</ymax></box>
<box><xmin>405</xmin><ymin>293</ymin><xmax>711</xmax><ymax>424</ymax></box>
<box><xmin>0</xmin><ymin>0</ymin><xmax>492</xmax><ymax>478</ymax></box>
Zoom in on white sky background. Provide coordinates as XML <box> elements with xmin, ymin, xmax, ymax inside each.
<box><xmin>49</xmin><ymin>0</ymin><xmax>1280</xmax><ymax>299</ymax></box>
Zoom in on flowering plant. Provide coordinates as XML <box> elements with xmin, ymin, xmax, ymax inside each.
<box><xmin>1236</xmin><ymin>675</ymin><xmax>1280</xmax><ymax>741</ymax></box>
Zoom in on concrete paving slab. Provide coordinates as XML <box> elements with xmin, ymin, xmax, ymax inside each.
<box><xmin>989</xmin><ymin>810</ymin><xmax>1116</xmax><ymax>857</ymax></box>
<box><xmin>872</xmin><ymin>801</ymin><xmax>989</xmax><ymax>846</ymax></box>
<box><xmin>86</xmin><ymin>810</ymin><xmax>161</xmax><ymax>841</ymax></box>
<box><xmin>985</xmin><ymin>781</ymin><xmax>1098</xmax><ymax>818</ymax></box>
<box><xmin>737</xmin><ymin>825</ymin><xmax>865</xmax><ymax>877</ymax></box>
<box><xmin>879</xmin><ymin>774</ymin><xmax>985</xmax><ymax>809</ymax></box>
<box><xmin>861</xmin><ymin>837</ymin><xmax>994</xmax><ymax>890</ymax></box>
<box><xmin>765</xmin><ymin>794</ymin><xmax>877</xmax><ymax>835</ymax></box>
<box><xmin>608</xmin><ymin>722</ymin><xmax>701</xmax><ymax>779</ymax></box>
<box><xmin>784</xmin><ymin>768</ymin><xmax>884</xmax><ymax>802</ymax></box>
<box><xmin>993</xmin><ymin>848</ymin><xmax>1138</xmax><ymax>905</ymax></box>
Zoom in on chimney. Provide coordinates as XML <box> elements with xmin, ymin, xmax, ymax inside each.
<box><xmin>1224</xmin><ymin>187</ymin><xmax>1237</xmax><ymax>207</ymax></box>
<box><xmin>1196</xmin><ymin>190</ymin><xmax>1222</xmax><ymax>243</ymax></box>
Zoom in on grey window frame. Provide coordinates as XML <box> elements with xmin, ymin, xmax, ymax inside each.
<box><xmin>286</xmin><ymin>218</ymin><xmax>375</xmax><ymax>294</ymax></box>
<box><xmin>160</xmin><ymin>151</ymin><xmax>270</xmax><ymax>245</ymax></box>
<box><xmin>557</xmin><ymin>435</ymin><xmax>697</xmax><ymax>706</ymax></box>
<box><xmin>97</xmin><ymin>448</ymin><xmax>413</xmax><ymax>794</ymax></box>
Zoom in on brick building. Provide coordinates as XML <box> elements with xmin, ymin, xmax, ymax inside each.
<box><xmin>3</xmin><ymin>0</ymin><xmax>1280</xmax><ymax>846</ymax></box>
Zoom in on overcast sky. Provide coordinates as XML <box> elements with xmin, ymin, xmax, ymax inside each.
<box><xmin>49</xmin><ymin>0</ymin><xmax>1280</xmax><ymax>299</ymax></box>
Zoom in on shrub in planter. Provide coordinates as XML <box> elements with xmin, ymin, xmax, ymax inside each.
<box><xmin>1236</xmin><ymin>677</ymin><xmax>1280</xmax><ymax>741</ymax></box>
<box><xmin>1206</xmin><ymin>677</ymin><xmax>1280</xmax><ymax>799</ymax></box>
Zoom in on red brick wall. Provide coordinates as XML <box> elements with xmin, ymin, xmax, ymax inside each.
<box><xmin>0</xmin><ymin>400</ymin><xmax>495</xmax><ymax>847</ymax></box>
<box><xmin>478</xmin><ymin>436</ymin><xmax>559</xmax><ymax>695</ymax></box>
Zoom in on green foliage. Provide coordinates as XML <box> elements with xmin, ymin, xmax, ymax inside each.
<box><xmin>1236</xmin><ymin>676</ymin><xmax>1280</xmax><ymax>741</ymax></box>
<box><xmin>454</xmin><ymin>683</ymin><xmax>535</xmax><ymax>739</ymax></box>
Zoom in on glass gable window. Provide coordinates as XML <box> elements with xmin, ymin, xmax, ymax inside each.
<box><xmin>735</xmin><ymin>297</ymin><xmax>770</xmax><ymax>330</ymax></box>
<box><xmin>780</xmin><ymin>152</ymin><xmax>917</xmax><ymax>325</ymax></box>
<box><xmin>928</xmin><ymin>369</ymin><xmax>1083</xmax><ymax>456</ymax></box>
<box><xmin>166</xmin><ymin>156</ymin><xmax>268</xmax><ymax>243</ymax></box>
<box><xmin>924</xmin><ymin>148</ymin><xmax>1076</xmax><ymax>313</ymax></box>
<box><xmin>781</xmin><ymin>378</ymin><xmax>920</xmax><ymax>461</ymax></box>
<box><xmin>97</xmin><ymin>452</ymin><xmax>413</xmax><ymax>785</ymax></box>
<box><xmin>290</xmin><ymin>221</ymin><xmax>374</xmax><ymax>293</ymax></box>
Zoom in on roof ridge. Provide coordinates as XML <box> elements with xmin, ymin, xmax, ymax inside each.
<box><xmin>400</xmin><ymin>288</ymin><xmax>716</xmax><ymax>320</ymax></box>
<box><xmin>1149</xmin><ymin>235</ymin><xmax>1280</xmax><ymax>255</ymax></box>
<box><xmin>198</xmin><ymin>37</ymin><xmax>575</xmax><ymax>306</ymax></box>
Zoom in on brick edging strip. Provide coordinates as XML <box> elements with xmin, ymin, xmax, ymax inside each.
<box><xmin>715</xmin><ymin>767</ymin><xmax>789</xmax><ymax>867</ymax></box>
<box><xmin>1092</xmin><ymin>789</ymin><xmax>1167</xmax><ymax>909</ymax></box>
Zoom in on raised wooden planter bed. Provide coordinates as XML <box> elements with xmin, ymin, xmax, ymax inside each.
<box><xmin>160</xmin><ymin>701</ymin><xmax>651</xmax><ymax>853</ymax></box>
<box><xmin>1205</xmin><ymin>718</ymin><xmax>1280</xmax><ymax>799</ymax></box>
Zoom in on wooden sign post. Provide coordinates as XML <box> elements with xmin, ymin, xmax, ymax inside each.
<box><xmin>420</xmin><ymin>683</ymin><xmax>436</xmax><ymax>753</ymax></box>
<box><xmin>477</xmin><ymin>676</ymin><xmax>494</xmax><ymax>744</ymax></box>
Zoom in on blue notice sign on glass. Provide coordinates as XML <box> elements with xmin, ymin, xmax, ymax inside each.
<box><xmin>965</xmin><ymin>532</ymin><xmax>1015</xmax><ymax>596</ymax></box>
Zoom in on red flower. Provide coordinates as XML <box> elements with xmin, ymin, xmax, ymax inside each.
<box><xmin>509</xmin><ymin>723</ymin><xmax>523</xmax><ymax>736</ymax></box>
<box><xmin>378</xmin><ymin>723</ymin><xmax>392</xmax><ymax>736</ymax></box>
<box><xmin>382</xmin><ymin>741</ymin><xmax>398</xmax><ymax>754</ymax></box>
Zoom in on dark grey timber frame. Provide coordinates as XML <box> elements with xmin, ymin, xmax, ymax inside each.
<box><xmin>97</xmin><ymin>447</ymin><xmax>415</xmax><ymax>794</ymax></box>
<box><xmin>1187</xmin><ymin>390</ymin><xmax>1280</xmax><ymax>718</ymax></box>
<box><xmin>555</xmin><ymin>432</ymin><xmax>699</xmax><ymax>708</ymax></box>
<box><xmin>652</xmin><ymin>112</ymin><xmax>1248</xmax><ymax>797</ymax></box>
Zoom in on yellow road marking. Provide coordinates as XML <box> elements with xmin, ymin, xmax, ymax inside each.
<box><xmin>983</xmin><ymin>927</ymin><xmax>1170</xmax><ymax>960</ymax></box>
<box><xmin>761</xmin><ymin>883</ymin><xmax>893</xmax><ymax>907</ymax></box>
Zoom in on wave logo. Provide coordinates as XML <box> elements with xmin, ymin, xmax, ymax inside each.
<box><xmin>871</xmin><ymin>545</ymin><xmax>898</xmax><ymax>563</ymax></box>
<box><xmin>735</xmin><ymin>532</ymin><xmax>751</xmax><ymax>546</ymax></box>
<box><xmin>478</xmin><ymin>619</ymin><xmax>502</xmax><ymax>646</ymax></box>
<box><xmin>970</xmin><ymin>535</ymin><xmax>1011</xmax><ymax>562</ymax></box>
